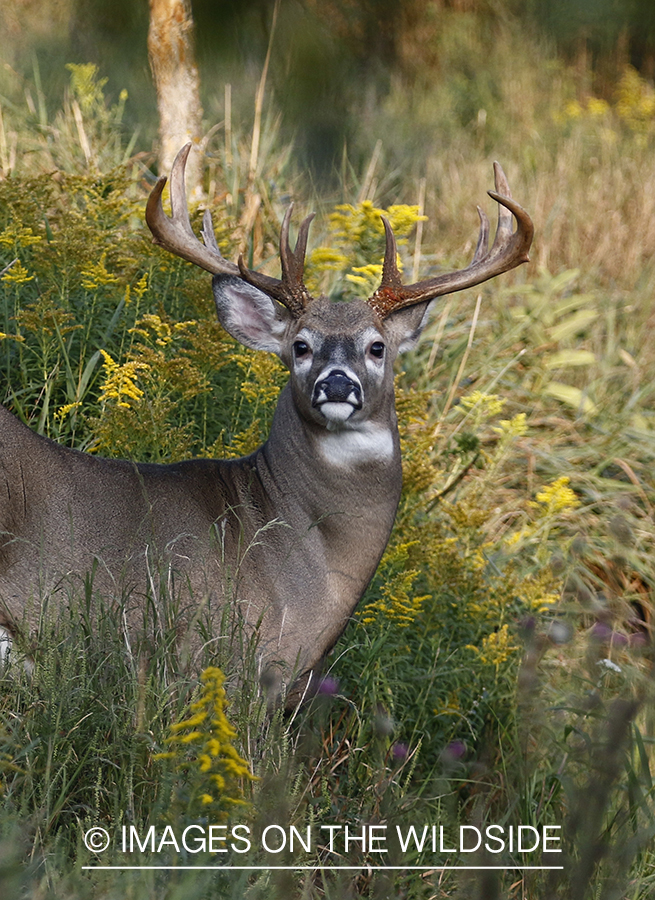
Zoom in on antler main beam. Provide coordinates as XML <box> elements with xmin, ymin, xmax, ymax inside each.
<box><xmin>236</xmin><ymin>205</ymin><xmax>316</xmax><ymax>318</ymax></box>
<box><xmin>145</xmin><ymin>143</ymin><xmax>315</xmax><ymax>318</ymax></box>
<box><xmin>145</xmin><ymin>143</ymin><xmax>239</xmax><ymax>277</ymax></box>
<box><xmin>367</xmin><ymin>162</ymin><xmax>534</xmax><ymax>319</ymax></box>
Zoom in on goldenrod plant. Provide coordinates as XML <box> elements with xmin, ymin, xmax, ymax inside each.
<box><xmin>156</xmin><ymin>667</ymin><xmax>256</xmax><ymax>818</ymax></box>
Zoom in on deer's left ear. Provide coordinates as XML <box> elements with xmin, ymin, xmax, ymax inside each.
<box><xmin>212</xmin><ymin>274</ymin><xmax>293</xmax><ymax>354</ymax></box>
<box><xmin>383</xmin><ymin>300</ymin><xmax>433</xmax><ymax>354</ymax></box>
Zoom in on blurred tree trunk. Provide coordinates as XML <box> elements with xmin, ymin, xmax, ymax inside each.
<box><xmin>148</xmin><ymin>0</ymin><xmax>203</xmax><ymax>194</ymax></box>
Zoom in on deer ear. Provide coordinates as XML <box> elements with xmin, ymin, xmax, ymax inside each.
<box><xmin>383</xmin><ymin>300</ymin><xmax>433</xmax><ymax>354</ymax></box>
<box><xmin>212</xmin><ymin>275</ymin><xmax>292</xmax><ymax>354</ymax></box>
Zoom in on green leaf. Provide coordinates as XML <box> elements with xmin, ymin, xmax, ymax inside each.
<box><xmin>544</xmin><ymin>381</ymin><xmax>598</xmax><ymax>415</ymax></box>
<box><xmin>544</xmin><ymin>350</ymin><xmax>596</xmax><ymax>368</ymax></box>
<box><xmin>548</xmin><ymin>308</ymin><xmax>598</xmax><ymax>342</ymax></box>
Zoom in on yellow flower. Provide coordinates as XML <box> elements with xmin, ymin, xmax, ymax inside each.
<box><xmin>80</xmin><ymin>253</ymin><xmax>119</xmax><ymax>290</ymax></box>
<box><xmin>467</xmin><ymin>624</ymin><xmax>517</xmax><ymax>668</ymax></box>
<box><xmin>533</xmin><ymin>476</ymin><xmax>580</xmax><ymax>515</ymax></box>
<box><xmin>492</xmin><ymin>412</ymin><xmax>527</xmax><ymax>438</ymax></box>
<box><xmin>159</xmin><ymin>666</ymin><xmax>256</xmax><ymax>818</ymax></box>
<box><xmin>346</xmin><ymin>262</ymin><xmax>384</xmax><ymax>294</ymax></box>
<box><xmin>133</xmin><ymin>272</ymin><xmax>149</xmax><ymax>299</ymax></box>
<box><xmin>386</xmin><ymin>205</ymin><xmax>427</xmax><ymax>235</ymax></box>
<box><xmin>98</xmin><ymin>349</ymin><xmax>148</xmax><ymax>409</ymax></box>
<box><xmin>0</xmin><ymin>224</ymin><xmax>42</xmax><ymax>248</ymax></box>
<box><xmin>616</xmin><ymin>66</ymin><xmax>655</xmax><ymax>133</ymax></box>
<box><xmin>564</xmin><ymin>99</ymin><xmax>583</xmax><ymax>119</ymax></box>
<box><xmin>587</xmin><ymin>97</ymin><xmax>610</xmax><ymax>118</ymax></box>
<box><xmin>308</xmin><ymin>247</ymin><xmax>349</xmax><ymax>272</ymax></box>
<box><xmin>2</xmin><ymin>261</ymin><xmax>35</xmax><ymax>285</ymax></box>
<box><xmin>55</xmin><ymin>402</ymin><xmax>81</xmax><ymax>420</ymax></box>
<box><xmin>359</xmin><ymin>556</ymin><xmax>429</xmax><ymax>628</ymax></box>
<box><xmin>459</xmin><ymin>391</ymin><xmax>506</xmax><ymax>419</ymax></box>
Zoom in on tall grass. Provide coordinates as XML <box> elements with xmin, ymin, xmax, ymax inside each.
<box><xmin>0</xmin><ymin>33</ymin><xmax>654</xmax><ymax>900</ymax></box>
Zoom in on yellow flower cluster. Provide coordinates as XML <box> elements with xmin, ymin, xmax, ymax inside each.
<box><xmin>234</xmin><ymin>351</ymin><xmax>286</xmax><ymax>407</ymax></box>
<box><xmin>307</xmin><ymin>247</ymin><xmax>349</xmax><ymax>272</ymax></box>
<box><xmin>156</xmin><ymin>666</ymin><xmax>255</xmax><ymax>815</ymax></box>
<box><xmin>98</xmin><ymin>349</ymin><xmax>148</xmax><ymax>409</ymax></box>
<box><xmin>307</xmin><ymin>200</ymin><xmax>426</xmax><ymax>297</ymax></box>
<box><xmin>458</xmin><ymin>391</ymin><xmax>506</xmax><ymax>420</ymax></box>
<box><xmin>80</xmin><ymin>253</ymin><xmax>119</xmax><ymax>290</ymax></box>
<box><xmin>1</xmin><ymin>261</ymin><xmax>34</xmax><ymax>285</ymax></box>
<box><xmin>0</xmin><ymin>224</ymin><xmax>43</xmax><ymax>248</ymax></box>
<box><xmin>329</xmin><ymin>201</ymin><xmax>425</xmax><ymax>243</ymax></box>
<box><xmin>359</xmin><ymin>541</ymin><xmax>430</xmax><ymax>627</ymax></box>
<box><xmin>123</xmin><ymin>273</ymin><xmax>149</xmax><ymax>307</ymax></box>
<box><xmin>557</xmin><ymin>68</ymin><xmax>655</xmax><ymax>139</ymax></box>
<box><xmin>616</xmin><ymin>66</ymin><xmax>655</xmax><ymax>133</ymax></box>
<box><xmin>55</xmin><ymin>402</ymin><xmax>82</xmax><ymax>421</ymax></box>
<box><xmin>563</xmin><ymin>97</ymin><xmax>610</xmax><ymax>121</ymax></box>
<box><xmin>65</xmin><ymin>62</ymin><xmax>109</xmax><ymax>115</ymax></box>
<box><xmin>346</xmin><ymin>262</ymin><xmax>384</xmax><ymax>293</ymax></box>
<box><xmin>467</xmin><ymin>624</ymin><xmax>517</xmax><ymax>669</ymax></box>
<box><xmin>130</xmin><ymin>313</ymin><xmax>196</xmax><ymax>348</ymax></box>
<box><xmin>517</xmin><ymin>571</ymin><xmax>561</xmax><ymax>614</ymax></box>
<box><xmin>492</xmin><ymin>412</ymin><xmax>528</xmax><ymax>439</ymax></box>
<box><xmin>533</xmin><ymin>475</ymin><xmax>580</xmax><ymax>515</ymax></box>
<box><xmin>360</xmin><ymin>569</ymin><xmax>429</xmax><ymax>627</ymax></box>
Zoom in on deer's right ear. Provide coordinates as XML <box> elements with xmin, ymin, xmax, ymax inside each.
<box><xmin>212</xmin><ymin>275</ymin><xmax>292</xmax><ymax>355</ymax></box>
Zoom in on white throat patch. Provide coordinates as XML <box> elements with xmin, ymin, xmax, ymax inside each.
<box><xmin>317</xmin><ymin>422</ymin><xmax>395</xmax><ymax>468</ymax></box>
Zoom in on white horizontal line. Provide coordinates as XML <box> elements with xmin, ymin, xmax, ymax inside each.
<box><xmin>82</xmin><ymin>865</ymin><xmax>564</xmax><ymax>871</ymax></box>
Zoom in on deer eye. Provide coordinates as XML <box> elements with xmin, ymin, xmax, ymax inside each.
<box><xmin>369</xmin><ymin>341</ymin><xmax>385</xmax><ymax>359</ymax></box>
<box><xmin>293</xmin><ymin>340</ymin><xmax>310</xmax><ymax>359</ymax></box>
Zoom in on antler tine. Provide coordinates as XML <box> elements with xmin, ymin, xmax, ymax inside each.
<box><xmin>471</xmin><ymin>207</ymin><xmax>490</xmax><ymax>264</ymax></box>
<box><xmin>145</xmin><ymin>143</ymin><xmax>239</xmax><ymax>277</ymax></box>
<box><xmin>169</xmin><ymin>142</ymin><xmax>194</xmax><ymax>236</ymax></box>
<box><xmin>201</xmin><ymin>208</ymin><xmax>222</xmax><ymax>255</ymax></box>
<box><xmin>237</xmin><ymin>205</ymin><xmax>316</xmax><ymax>318</ymax></box>
<box><xmin>488</xmin><ymin>160</ymin><xmax>513</xmax><ymax>253</ymax></box>
<box><xmin>279</xmin><ymin>204</ymin><xmax>295</xmax><ymax>278</ymax></box>
<box><xmin>380</xmin><ymin>216</ymin><xmax>404</xmax><ymax>290</ymax></box>
<box><xmin>290</xmin><ymin>213</ymin><xmax>316</xmax><ymax>279</ymax></box>
<box><xmin>367</xmin><ymin>162</ymin><xmax>533</xmax><ymax>319</ymax></box>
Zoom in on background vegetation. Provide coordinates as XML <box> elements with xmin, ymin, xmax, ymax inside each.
<box><xmin>1</xmin><ymin>2</ymin><xmax>655</xmax><ymax>898</ymax></box>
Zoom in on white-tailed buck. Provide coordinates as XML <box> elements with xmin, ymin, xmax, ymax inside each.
<box><xmin>0</xmin><ymin>145</ymin><xmax>533</xmax><ymax>701</ymax></box>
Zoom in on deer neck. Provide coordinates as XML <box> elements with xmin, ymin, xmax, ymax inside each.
<box><xmin>260</xmin><ymin>383</ymin><xmax>402</xmax><ymax>561</ymax></box>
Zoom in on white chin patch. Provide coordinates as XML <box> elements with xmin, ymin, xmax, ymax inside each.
<box><xmin>319</xmin><ymin>402</ymin><xmax>355</xmax><ymax>426</ymax></box>
<box><xmin>317</xmin><ymin>423</ymin><xmax>395</xmax><ymax>467</ymax></box>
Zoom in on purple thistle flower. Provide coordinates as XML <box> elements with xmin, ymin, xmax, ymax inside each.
<box><xmin>392</xmin><ymin>742</ymin><xmax>409</xmax><ymax>761</ymax></box>
<box><xmin>444</xmin><ymin>740</ymin><xmax>466</xmax><ymax>760</ymax></box>
<box><xmin>590</xmin><ymin>621</ymin><xmax>612</xmax><ymax>642</ymax></box>
<box><xmin>318</xmin><ymin>675</ymin><xmax>339</xmax><ymax>696</ymax></box>
<box><xmin>629</xmin><ymin>632</ymin><xmax>647</xmax><ymax>647</ymax></box>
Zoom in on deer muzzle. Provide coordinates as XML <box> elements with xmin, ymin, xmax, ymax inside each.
<box><xmin>312</xmin><ymin>370</ymin><xmax>363</xmax><ymax>410</ymax></box>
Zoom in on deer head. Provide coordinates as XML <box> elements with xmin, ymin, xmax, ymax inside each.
<box><xmin>146</xmin><ymin>144</ymin><xmax>533</xmax><ymax>451</ymax></box>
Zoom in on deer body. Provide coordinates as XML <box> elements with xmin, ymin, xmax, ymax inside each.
<box><xmin>0</xmin><ymin>145</ymin><xmax>533</xmax><ymax>700</ymax></box>
<box><xmin>0</xmin><ymin>373</ymin><xmax>398</xmax><ymax>688</ymax></box>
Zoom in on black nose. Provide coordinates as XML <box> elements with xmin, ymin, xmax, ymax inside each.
<box><xmin>312</xmin><ymin>370</ymin><xmax>362</xmax><ymax>407</ymax></box>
